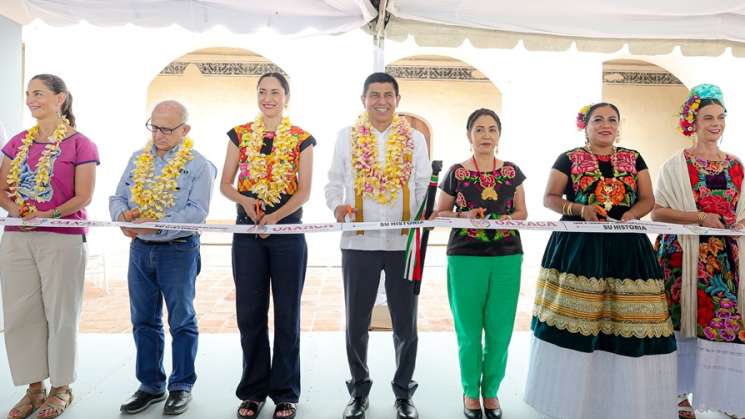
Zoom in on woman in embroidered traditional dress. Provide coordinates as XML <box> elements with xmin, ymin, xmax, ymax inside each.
<box><xmin>524</xmin><ymin>102</ymin><xmax>677</xmax><ymax>419</ymax></box>
<box><xmin>0</xmin><ymin>74</ymin><xmax>99</xmax><ymax>419</ymax></box>
<box><xmin>434</xmin><ymin>109</ymin><xmax>526</xmax><ymax>419</ymax></box>
<box><xmin>220</xmin><ymin>72</ymin><xmax>315</xmax><ymax>419</ymax></box>
<box><xmin>653</xmin><ymin>84</ymin><xmax>745</xmax><ymax>419</ymax></box>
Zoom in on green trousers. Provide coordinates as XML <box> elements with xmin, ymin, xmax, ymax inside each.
<box><xmin>447</xmin><ymin>254</ymin><xmax>522</xmax><ymax>399</ymax></box>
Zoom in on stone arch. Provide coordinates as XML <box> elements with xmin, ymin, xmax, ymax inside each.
<box><xmin>601</xmin><ymin>59</ymin><xmax>690</xmax><ymax>180</ymax></box>
<box><xmin>147</xmin><ymin>47</ymin><xmax>288</xmax><ymax>221</ymax></box>
<box><xmin>385</xmin><ymin>54</ymin><xmax>503</xmax><ymax>162</ymax></box>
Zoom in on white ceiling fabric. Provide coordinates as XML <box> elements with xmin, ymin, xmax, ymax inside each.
<box><xmin>388</xmin><ymin>0</ymin><xmax>745</xmax><ymax>42</ymax></box>
<box><xmin>0</xmin><ymin>0</ymin><xmax>378</xmax><ymax>34</ymax></box>
<box><xmin>6</xmin><ymin>0</ymin><xmax>745</xmax><ymax>55</ymax></box>
<box><xmin>384</xmin><ymin>0</ymin><xmax>745</xmax><ymax>55</ymax></box>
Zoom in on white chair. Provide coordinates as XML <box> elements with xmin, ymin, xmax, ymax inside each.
<box><xmin>85</xmin><ymin>251</ymin><xmax>108</xmax><ymax>294</ymax></box>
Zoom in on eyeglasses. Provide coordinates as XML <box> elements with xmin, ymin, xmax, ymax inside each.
<box><xmin>145</xmin><ymin>119</ymin><xmax>185</xmax><ymax>135</ymax></box>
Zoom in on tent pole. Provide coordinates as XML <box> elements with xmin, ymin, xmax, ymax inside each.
<box><xmin>372</xmin><ymin>0</ymin><xmax>388</xmax><ymax>72</ymax></box>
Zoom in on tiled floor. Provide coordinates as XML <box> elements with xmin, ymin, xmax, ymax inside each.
<box><xmin>0</xmin><ymin>333</ymin><xmax>729</xmax><ymax>419</ymax></box>
<box><xmin>80</xmin><ymin>266</ymin><xmax>536</xmax><ymax>333</ymax></box>
<box><xmin>78</xmin><ymin>230</ymin><xmax>542</xmax><ymax>333</ymax></box>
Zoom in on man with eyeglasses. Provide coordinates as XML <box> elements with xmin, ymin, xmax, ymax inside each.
<box><xmin>110</xmin><ymin>100</ymin><xmax>216</xmax><ymax>416</ymax></box>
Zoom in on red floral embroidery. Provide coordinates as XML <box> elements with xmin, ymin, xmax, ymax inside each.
<box><xmin>578</xmin><ymin>175</ymin><xmax>595</xmax><ymax>192</ymax></box>
<box><xmin>697</xmin><ymin>289</ymin><xmax>715</xmax><ymax>327</ymax></box>
<box><xmin>669</xmin><ymin>251</ymin><xmax>682</xmax><ymax>268</ymax></box>
<box><xmin>454</xmin><ymin>167</ymin><xmax>468</xmax><ymax>181</ymax></box>
<box><xmin>480</xmin><ymin>174</ymin><xmax>495</xmax><ymax>188</ymax></box>
<box><xmin>614</xmin><ymin>150</ymin><xmax>637</xmax><ymax>174</ymax></box>
<box><xmin>687</xmin><ymin>163</ymin><xmax>699</xmax><ymax>187</ymax></box>
<box><xmin>594</xmin><ymin>178</ymin><xmax>626</xmax><ymax>208</ymax></box>
<box><xmin>697</xmin><ymin>290</ymin><xmax>714</xmax><ymax>327</ymax></box>
<box><xmin>568</xmin><ymin>150</ymin><xmax>597</xmax><ymax>175</ymax></box>
<box><xmin>621</xmin><ymin>175</ymin><xmax>636</xmax><ymax>190</ymax></box>
<box><xmin>731</xmin><ymin>161</ymin><xmax>744</xmax><ymax>190</ymax></box>
<box><xmin>699</xmin><ymin>194</ymin><xmax>735</xmax><ymax>221</ymax></box>
<box><xmin>500</xmin><ymin>165</ymin><xmax>516</xmax><ymax>179</ymax></box>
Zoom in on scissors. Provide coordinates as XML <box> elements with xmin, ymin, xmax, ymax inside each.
<box><xmin>345</xmin><ymin>205</ymin><xmax>355</xmax><ymax>221</ymax></box>
<box><xmin>254</xmin><ymin>200</ymin><xmax>266</xmax><ymax>237</ymax></box>
<box><xmin>254</xmin><ymin>200</ymin><xmax>265</xmax><ymax>219</ymax></box>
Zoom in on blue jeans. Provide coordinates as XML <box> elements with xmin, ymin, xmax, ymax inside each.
<box><xmin>128</xmin><ymin>235</ymin><xmax>201</xmax><ymax>394</ymax></box>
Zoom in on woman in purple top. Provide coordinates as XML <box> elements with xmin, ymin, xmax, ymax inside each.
<box><xmin>0</xmin><ymin>74</ymin><xmax>99</xmax><ymax>419</ymax></box>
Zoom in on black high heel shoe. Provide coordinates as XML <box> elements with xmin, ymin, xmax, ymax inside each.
<box><xmin>483</xmin><ymin>401</ymin><xmax>502</xmax><ymax>419</ymax></box>
<box><xmin>484</xmin><ymin>407</ymin><xmax>502</xmax><ymax>419</ymax></box>
<box><xmin>463</xmin><ymin>395</ymin><xmax>482</xmax><ymax>419</ymax></box>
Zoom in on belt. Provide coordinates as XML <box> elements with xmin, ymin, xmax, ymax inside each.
<box><xmin>135</xmin><ymin>235</ymin><xmax>194</xmax><ymax>245</ymax></box>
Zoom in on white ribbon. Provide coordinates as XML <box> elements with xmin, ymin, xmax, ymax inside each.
<box><xmin>0</xmin><ymin>216</ymin><xmax>741</xmax><ymax>236</ymax></box>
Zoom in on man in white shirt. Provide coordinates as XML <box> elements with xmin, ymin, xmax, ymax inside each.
<box><xmin>326</xmin><ymin>73</ymin><xmax>431</xmax><ymax>419</ymax></box>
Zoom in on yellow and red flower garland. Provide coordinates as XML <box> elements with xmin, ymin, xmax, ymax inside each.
<box><xmin>130</xmin><ymin>138</ymin><xmax>193</xmax><ymax>220</ymax></box>
<box><xmin>237</xmin><ymin>115</ymin><xmax>304</xmax><ymax>207</ymax></box>
<box><xmin>6</xmin><ymin>118</ymin><xmax>69</xmax><ymax>214</ymax></box>
<box><xmin>352</xmin><ymin>112</ymin><xmax>414</xmax><ymax>205</ymax></box>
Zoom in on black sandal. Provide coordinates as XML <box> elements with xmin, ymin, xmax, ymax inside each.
<box><xmin>273</xmin><ymin>402</ymin><xmax>297</xmax><ymax>419</ymax></box>
<box><xmin>237</xmin><ymin>400</ymin><xmax>265</xmax><ymax>419</ymax></box>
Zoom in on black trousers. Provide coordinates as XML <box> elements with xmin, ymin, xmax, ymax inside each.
<box><xmin>232</xmin><ymin>233</ymin><xmax>307</xmax><ymax>403</ymax></box>
<box><xmin>342</xmin><ymin>249</ymin><xmax>419</xmax><ymax>399</ymax></box>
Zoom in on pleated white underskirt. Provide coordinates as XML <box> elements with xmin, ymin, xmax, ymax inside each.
<box><xmin>677</xmin><ymin>335</ymin><xmax>745</xmax><ymax>417</ymax></box>
<box><xmin>524</xmin><ymin>337</ymin><xmax>677</xmax><ymax>419</ymax></box>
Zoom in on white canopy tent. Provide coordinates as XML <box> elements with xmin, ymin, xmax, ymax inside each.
<box><xmin>1</xmin><ymin>0</ymin><xmax>378</xmax><ymax>34</ymax></box>
<box><xmin>372</xmin><ymin>1</ymin><xmax>745</xmax><ymax>58</ymax></box>
<box><xmin>0</xmin><ymin>0</ymin><xmax>379</xmax><ymax>134</ymax></box>
<box><xmin>4</xmin><ymin>0</ymin><xmax>745</xmax><ymax>50</ymax></box>
<box><xmin>390</xmin><ymin>0</ymin><xmax>745</xmax><ymax>40</ymax></box>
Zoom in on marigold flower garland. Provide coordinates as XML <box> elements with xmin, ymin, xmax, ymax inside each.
<box><xmin>130</xmin><ymin>138</ymin><xmax>193</xmax><ymax>220</ymax></box>
<box><xmin>352</xmin><ymin>112</ymin><xmax>414</xmax><ymax>205</ymax></box>
<box><xmin>237</xmin><ymin>115</ymin><xmax>302</xmax><ymax>207</ymax></box>
<box><xmin>6</xmin><ymin>118</ymin><xmax>69</xmax><ymax>215</ymax></box>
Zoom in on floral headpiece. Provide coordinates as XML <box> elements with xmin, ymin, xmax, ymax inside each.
<box><xmin>576</xmin><ymin>104</ymin><xmax>593</xmax><ymax>130</ymax></box>
<box><xmin>678</xmin><ymin>83</ymin><xmax>725</xmax><ymax>137</ymax></box>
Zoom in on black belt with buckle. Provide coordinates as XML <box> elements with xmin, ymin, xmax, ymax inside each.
<box><xmin>136</xmin><ymin>236</ymin><xmax>193</xmax><ymax>245</ymax></box>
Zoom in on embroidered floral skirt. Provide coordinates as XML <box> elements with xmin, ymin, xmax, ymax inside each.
<box><xmin>525</xmin><ymin>232</ymin><xmax>677</xmax><ymax>419</ymax></box>
<box><xmin>657</xmin><ymin>234</ymin><xmax>745</xmax><ymax>416</ymax></box>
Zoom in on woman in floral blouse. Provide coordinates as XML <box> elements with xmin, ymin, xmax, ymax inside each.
<box><xmin>653</xmin><ymin>84</ymin><xmax>745</xmax><ymax>419</ymax></box>
<box><xmin>220</xmin><ymin>72</ymin><xmax>315</xmax><ymax>419</ymax></box>
<box><xmin>435</xmin><ymin>108</ymin><xmax>527</xmax><ymax>419</ymax></box>
<box><xmin>524</xmin><ymin>103</ymin><xmax>677</xmax><ymax>419</ymax></box>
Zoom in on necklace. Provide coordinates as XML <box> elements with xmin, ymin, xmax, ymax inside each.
<box><xmin>6</xmin><ymin>118</ymin><xmax>69</xmax><ymax>215</ymax></box>
<box><xmin>237</xmin><ymin>115</ymin><xmax>302</xmax><ymax>207</ymax></box>
<box><xmin>131</xmin><ymin>138</ymin><xmax>193</xmax><ymax>220</ymax></box>
<box><xmin>351</xmin><ymin>112</ymin><xmax>414</xmax><ymax>205</ymax></box>
<box><xmin>471</xmin><ymin>155</ymin><xmax>498</xmax><ymax>201</ymax></box>
<box><xmin>584</xmin><ymin>145</ymin><xmax>624</xmax><ymax>211</ymax></box>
